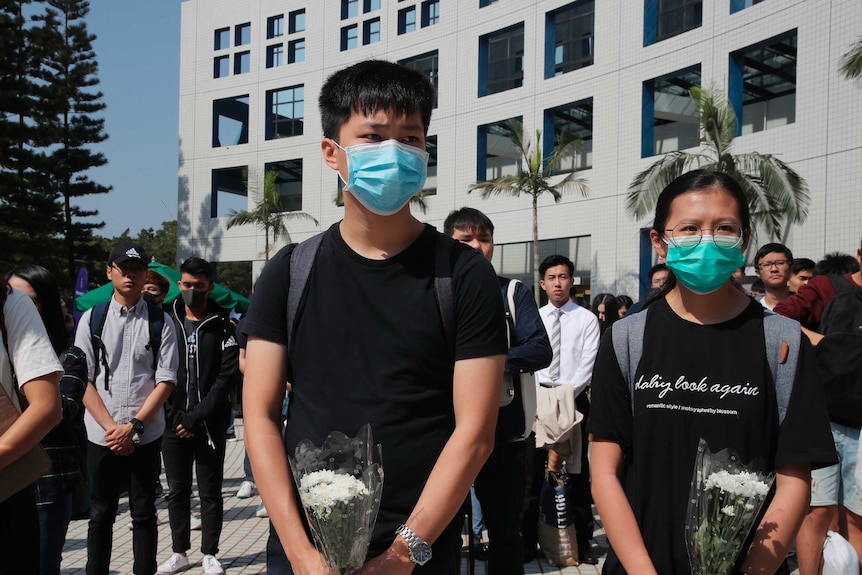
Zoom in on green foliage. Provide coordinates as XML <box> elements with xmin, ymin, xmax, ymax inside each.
<box><xmin>626</xmin><ymin>85</ymin><xmax>809</xmax><ymax>242</ymax></box>
<box><xmin>214</xmin><ymin>261</ymin><xmax>252</xmax><ymax>298</ymax></box>
<box><xmin>469</xmin><ymin>119</ymin><xmax>589</xmax><ymax>302</ymax></box>
<box><xmin>840</xmin><ymin>36</ymin><xmax>862</xmax><ymax>87</ymax></box>
<box><xmin>31</xmin><ymin>0</ymin><xmax>110</xmax><ymax>285</ymax></box>
<box><xmin>227</xmin><ymin>170</ymin><xmax>318</xmax><ymax>260</ymax></box>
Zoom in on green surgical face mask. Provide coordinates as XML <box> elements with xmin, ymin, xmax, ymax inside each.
<box><xmin>665</xmin><ymin>235</ymin><xmax>745</xmax><ymax>295</ymax></box>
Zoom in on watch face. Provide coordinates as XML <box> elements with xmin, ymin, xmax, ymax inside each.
<box><xmin>410</xmin><ymin>541</ymin><xmax>432</xmax><ymax>566</ymax></box>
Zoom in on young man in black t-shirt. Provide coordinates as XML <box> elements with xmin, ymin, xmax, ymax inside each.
<box><xmin>241</xmin><ymin>60</ymin><xmax>507</xmax><ymax>575</ymax></box>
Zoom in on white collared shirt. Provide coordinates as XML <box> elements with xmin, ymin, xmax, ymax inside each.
<box><xmin>534</xmin><ymin>300</ymin><xmax>601</xmax><ymax>397</ymax></box>
<box><xmin>75</xmin><ymin>296</ymin><xmax>178</xmax><ymax>446</ymax></box>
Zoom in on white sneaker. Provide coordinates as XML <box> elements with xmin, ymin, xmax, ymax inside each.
<box><xmin>156</xmin><ymin>552</ymin><xmax>191</xmax><ymax>574</ymax></box>
<box><xmin>255</xmin><ymin>503</ymin><xmax>269</xmax><ymax>518</ymax></box>
<box><xmin>236</xmin><ymin>480</ymin><xmax>256</xmax><ymax>499</ymax></box>
<box><xmin>190</xmin><ymin>515</ymin><xmax>202</xmax><ymax>530</ymax></box>
<box><xmin>202</xmin><ymin>554</ymin><xmax>225</xmax><ymax>574</ymax></box>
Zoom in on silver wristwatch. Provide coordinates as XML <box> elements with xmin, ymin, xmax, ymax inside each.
<box><xmin>395</xmin><ymin>524</ymin><xmax>432</xmax><ymax>566</ymax></box>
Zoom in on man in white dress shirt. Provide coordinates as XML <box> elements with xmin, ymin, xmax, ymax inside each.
<box><xmin>523</xmin><ymin>254</ymin><xmax>601</xmax><ymax>564</ymax></box>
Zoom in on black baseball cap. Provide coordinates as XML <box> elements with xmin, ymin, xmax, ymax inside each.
<box><xmin>108</xmin><ymin>242</ymin><xmax>149</xmax><ymax>266</ymax></box>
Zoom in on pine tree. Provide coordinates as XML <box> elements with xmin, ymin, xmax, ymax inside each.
<box><xmin>32</xmin><ymin>0</ymin><xmax>110</xmax><ymax>285</ymax></box>
<box><xmin>0</xmin><ymin>0</ymin><xmax>64</xmax><ymax>277</ymax></box>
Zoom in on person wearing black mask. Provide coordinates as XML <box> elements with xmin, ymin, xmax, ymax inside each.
<box><xmin>157</xmin><ymin>257</ymin><xmax>239</xmax><ymax>575</ymax></box>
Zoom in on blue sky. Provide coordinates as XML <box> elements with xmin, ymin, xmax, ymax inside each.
<box><xmin>78</xmin><ymin>0</ymin><xmax>182</xmax><ymax>238</ymax></box>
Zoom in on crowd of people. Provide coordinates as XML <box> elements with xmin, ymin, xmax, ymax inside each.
<box><xmin>2</xmin><ymin>58</ymin><xmax>861</xmax><ymax>575</ymax></box>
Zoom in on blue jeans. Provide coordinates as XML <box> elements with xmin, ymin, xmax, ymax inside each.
<box><xmin>38</xmin><ymin>492</ymin><xmax>73</xmax><ymax>575</ymax></box>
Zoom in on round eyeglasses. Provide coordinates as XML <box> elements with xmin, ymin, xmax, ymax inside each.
<box><xmin>662</xmin><ymin>222</ymin><xmax>744</xmax><ymax>251</ymax></box>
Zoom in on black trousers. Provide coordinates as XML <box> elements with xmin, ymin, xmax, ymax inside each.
<box><xmin>473</xmin><ymin>440</ymin><xmax>526</xmax><ymax>575</ymax></box>
<box><xmin>0</xmin><ymin>484</ymin><xmax>39</xmax><ymax>575</ymax></box>
<box><xmin>86</xmin><ymin>438</ymin><xmax>161</xmax><ymax>575</ymax></box>
<box><xmin>162</xmin><ymin>429</ymin><xmax>227</xmax><ymax>555</ymax></box>
<box><xmin>522</xmin><ymin>392</ymin><xmax>594</xmax><ymax>555</ymax></box>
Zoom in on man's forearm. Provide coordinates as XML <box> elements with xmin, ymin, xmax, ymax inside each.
<box><xmin>399</xmin><ymin>356</ymin><xmax>504</xmax><ymax>545</ymax></box>
<box><xmin>83</xmin><ymin>382</ymin><xmax>115</xmax><ymax>430</ymax></box>
<box><xmin>135</xmin><ymin>381</ymin><xmax>173</xmax><ymax>423</ymax></box>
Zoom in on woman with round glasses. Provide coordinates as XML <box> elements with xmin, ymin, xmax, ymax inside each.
<box><xmin>588</xmin><ymin>170</ymin><xmax>836</xmax><ymax>575</ymax></box>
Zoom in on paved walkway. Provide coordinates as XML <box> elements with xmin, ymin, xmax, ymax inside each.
<box><xmin>61</xmin><ymin>420</ymin><xmax>799</xmax><ymax>574</ymax></box>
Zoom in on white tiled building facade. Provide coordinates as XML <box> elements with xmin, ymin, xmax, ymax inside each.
<box><xmin>177</xmin><ymin>0</ymin><xmax>862</xmax><ymax>300</ymax></box>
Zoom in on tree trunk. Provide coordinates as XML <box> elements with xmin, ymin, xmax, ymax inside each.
<box><xmin>532</xmin><ymin>192</ymin><xmax>540</xmax><ymax>305</ymax></box>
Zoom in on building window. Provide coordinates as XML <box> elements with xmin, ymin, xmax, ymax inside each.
<box><xmin>214</xmin><ymin>27</ymin><xmax>230</xmax><ymax>50</ymax></box>
<box><xmin>644</xmin><ymin>0</ymin><xmax>702</xmax><ymax>45</ymax></box>
<box><xmin>642</xmin><ymin>65</ymin><xmax>701</xmax><ymax>157</ymax></box>
<box><xmin>546</xmin><ymin>1</ymin><xmax>594</xmax><ymax>78</ymax></box>
<box><xmin>729</xmin><ymin>30</ymin><xmax>796</xmax><ymax>135</ymax></box>
<box><xmin>543</xmin><ymin>98</ymin><xmax>593</xmax><ymax>172</ymax></box>
<box><xmin>400</xmin><ymin>51</ymin><xmax>438</xmax><ymax>108</ymax></box>
<box><xmin>266</xmin><ymin>85</ymin><xmax>304</xmax><ymax>140</ymax></box>
<box><xmin>234</xmin><ymin>51</ymin><xmax>250</xmax><ymax>74</ymax></box>
<box><xmin>213</xmin><ymin>55</ymin><xmax>230</xmax><ymax>78</ymax></box>
<box><xmin>423</xmin><ymin>135</ymin><xmax>438</xmax><ymax>195</ymax></box>
<box><xmin>342</xmin><ymin>0</ymin><xmax>359</xmax><ymax>19</ymax></box>
<box><xmin>491</xmin><ymin>235</ymin><xmax>592</xmax><ymax>297</ymax></box>
<box><xmin>235</xmin><ymin>22</ymin><xmax>251</xmax><ymax>46</ymax></box>
<box><xmin>267</xmin><ymin>44</ymin><xmax>283</xmax><ymax>68</ymax></box>
<box><xmin>212</xmin><ymin>95</ymin><xmax>249</xmax><ymax>148</ymax></box>
<box><xmin>477</xmin><ymin>117</ymin><xmax>522</xmax><ymax>182</ymax></box>
<box><xmin>341</xmin><ymin>24</ymin><xmax>358</xmax><ymax>50</ymax></box>
<box><xmin>421</xmin><ymin>0</ymin><xmax>440</xmax><ymax>27</ymax></box>
<box><xmin>480</xmin><ymin>0</ymin><xmax>500</xmax><ymax>6</ymax></box>
<box><xmin>288</xmin><ymin>39</ymin><xmax>305</xmax><ymax>63</ymax></box>
<box><xmin>267</xmin><ymin>15</ymin><xmax>284</xmax><ymax>39</ymax></box>
<box><xmin>398</xmin><ymin>7</ymin><xmax>416</xmax><ymax>34</ymax></box>
<box><xmin>363</xmin><ymin>18</ymin><xmax>381</xmax><ymax>45</ymax></box>
<box><xmin>289</xmin><ymin>9</ymin><xmax>306</xmax><ymax>33</ymax></box>
<box><xmin>730</xmin><ymin>0</ymin><xmax>764</xmax><ymax>13</ymax></box>
<box><xmin>364</xmin><ymin>0</ymin><xmax>381</xmax><ymax>12</ymax></box>
<box><xmin>264</xmin><ymin>159</ymin><xmax>304</xmax><ymax>212</ymax></box>
<box><xmin>211</xmin><ymin>166</ymin><xmax>247</xmax><ymax>218</ymax></box>
<box><xmin>479</xmin><ymin>24</ymin><xmax>525</xmax><ymax>97</ymax></box>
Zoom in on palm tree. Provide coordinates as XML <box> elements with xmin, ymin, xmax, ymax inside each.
<box><xmin>840</xmin><ymin>36</ymin><xmax>862</xmax><ymax>86</ymax></box>
<box><xmin>626</xmin><ymin>85</ymin><xmax>809</xmax><ymax>241</ymax></box>
<box><xmin>469</xmin><ymin>119</ymin><xmax>589</xmax><ymax>303</ymax></box>
<box><xmin>227</xmin><ymin>170</ymin><xmax>318</xmax><ymax>260</ymax></box>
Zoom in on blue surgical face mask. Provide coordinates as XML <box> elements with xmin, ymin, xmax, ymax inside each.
<box><xmin>664</xmin><ymin>235</ymin><xmax>745</xmax><ymax>295</ymax></box>
<box><xmin>335</xmin><ymin>139</ymin><xmax>429</xmax><ymax>216</ymax></box>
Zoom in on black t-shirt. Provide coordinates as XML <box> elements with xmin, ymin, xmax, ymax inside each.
<box><xmin>243</xmin><ymin>222</ymin><xmax>507</xmax><ymax>556</ymax></box>
<box><xmin>588</xmin><ymin>297</ymin><xmax>836</xmax><ymax>575</ymax></box>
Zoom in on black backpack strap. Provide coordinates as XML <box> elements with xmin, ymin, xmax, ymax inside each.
<box><xmin>287</xmin><ymin>232</ymin><xmax>326</xmax><ymax>354</ymax></box>
<box><xmin>90</xmin><ymin>302</ymin><xmax>110</xmax><ymax>390</ymax></box>
<box><xmin>434</xmin><ymin>233</ymin><xmax>456</xmax><ymax>359</ymax></box>
<box><xmin>145</xmin><ymin>301</ymin><xmax>164</xmax><ymax>372</ymax></box>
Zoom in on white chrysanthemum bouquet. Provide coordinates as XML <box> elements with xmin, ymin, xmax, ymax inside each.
<box><xmin>686</xmin><ymin>438</ymin><xmax>775</xmax><ymax>575</ymax></box>
<box><xmin>290</xmin><ymin>424</ymin><xmax>384</xmax><ymax>574</ymax></box>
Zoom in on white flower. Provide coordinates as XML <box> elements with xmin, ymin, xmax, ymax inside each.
<box><xmin>298</xmin><ymin>471</ymin><xmax>370</xmax><ymax>519</ymax></box>
<box><xmin>721</xmin><ymin>505</ymin><xmax>736</xmax><ymax>516</ymax></box>
<box><xmin>704</xmin><ymin>470</ymin><xmax>770</xmax><ymax>498</ymax></box>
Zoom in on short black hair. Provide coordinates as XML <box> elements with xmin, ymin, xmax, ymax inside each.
<box><xmin>616</xmin><ymin>294</ymin><xmax>634</xmax><ymax>309</ymax></box>
<box><xmin>791</xmin><ymin>257</ymin><xmax>816</xmax><ymax>275</ymax></box>
<box><xmin>816</xmin><ymin>252</ymin><xmax>860</xmax><ymax>276</ymax></box>
<box><xmin>751</xmin><ymin>278</ymin><xmax>765</xmax><ymax>292</ymax></box>
<box><xmin>180</xmin><ymin>256</ymin><xmax>213</xmax><ymax>281</ymax></box>
<box><xmin>648</xmin><ymin>263</ymin><xmax>667</xmax><ymax>280</ymax></box>
<box><xmin>319</xmin><ymin>60</ymin><xmax>435</xmax><ymax>141</ymax></box>
<box><xmin>443</xmin><ymin>207</ymin><xmax>494</xmax><ymax>237</ymax></box>
<box><xmin>755</xmin><ymin>242</ymin><xmax>793</xmax><ymax>264</ymax></box>
<box><xmin>539</xmin><ymin>255</ymin><xmax>574</xmax><ymax>278</ymax></box>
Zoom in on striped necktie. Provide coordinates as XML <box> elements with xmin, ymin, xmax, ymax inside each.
<box><xmin>549</xmin><ymin>307</ymin><xmax>562</xmax><ymax>381</ymax></box>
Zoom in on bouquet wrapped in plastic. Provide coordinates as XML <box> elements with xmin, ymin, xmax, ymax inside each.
<box><xmin>686</xmin><ymin>438</ymin><xmax>775</xmax><ymax>575</ymax></box>
<box><xmin>289</xmin><ymin>424</ymin><xmax>384</xmax><ymax>574</ymax></box>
